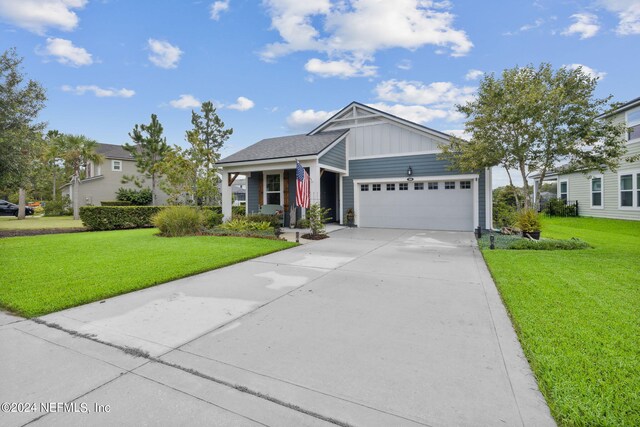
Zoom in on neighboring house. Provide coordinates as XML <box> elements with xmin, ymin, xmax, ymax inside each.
<box><xmin>533</xmin><ymin>96</ymin><xmax>640</xmax><ymax>221</ymax></box>
<box><xmin>218</xmin><ymin>102</ymin><xmax>492</xmax><ymax>231</ymax></box>
<box><xmin>61</xmin><ymin>143</ymin><xmax>169</xmax><ymax>206</ymax></box>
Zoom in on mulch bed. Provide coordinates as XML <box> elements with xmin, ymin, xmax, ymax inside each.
<box><xmin>0</xmin><ymin>228</ymin><xmax>87</xmax><ymax>238</ymax></box>
<box><xmin>301</xmin><ymin>233</ymin><xmax>329</xmax><ymax>240</ymax></box>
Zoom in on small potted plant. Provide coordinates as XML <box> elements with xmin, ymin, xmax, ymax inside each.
<box><xmin>514</xmin><ymin>208</ymin><xmax>542</xmax><ymax>240</ymax></box>
<box><xmin>346</xmin><ymin>208</ymin><xmax>355</xmax><ymax>227</ymax></box>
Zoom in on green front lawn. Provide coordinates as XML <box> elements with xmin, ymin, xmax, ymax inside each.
<box><xmin>0</xmin><ymin>216</ymin><xmax>84</xmax><ymax>230</ymax></box>
<box><xmin>483</xmin><ymin>217</ymin><xmax>640</xmax><ymax>426</ymax></box>
<box><xmin>0</xmin><ymin>229</ymin><xmax>295</xmax><ymax>317</ymax></box>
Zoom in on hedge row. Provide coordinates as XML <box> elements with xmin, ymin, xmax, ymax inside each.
<box><xmin>79</xmin><ymin>205</ymin><xmax>247</xmax><ymax>230</ymax></box>
<box><xmin>100</xmin><ymin>201</ymin><xmax>132</xmax><ymax>206</ymax></box>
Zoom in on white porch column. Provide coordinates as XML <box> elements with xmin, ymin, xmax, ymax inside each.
<box><xmin>309</xmin><ymin>163</ymin><xmax>321</xmax><ymax>206</ymax></box>
<box><xmin>221</xmin><ymin>171</ymin><xmax>232</xmax><ymax>221</ymax></box>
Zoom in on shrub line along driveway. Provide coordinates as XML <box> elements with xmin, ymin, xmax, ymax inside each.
<box><xmin>1</xmin><ymin>228</ymin><xmax>554</xmax><ymax>426</ymax></box>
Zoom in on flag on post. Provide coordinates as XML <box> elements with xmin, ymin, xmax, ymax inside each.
<box><xmin>296</xmin><ymin>160</ymin><xmax>310</xmax><ymax>208</ymax></box>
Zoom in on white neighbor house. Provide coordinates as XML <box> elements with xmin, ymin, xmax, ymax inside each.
<box><xmin>533</xmin><ymin>96</ymin><xmax>640</xmax><ymax>221</ymax></box>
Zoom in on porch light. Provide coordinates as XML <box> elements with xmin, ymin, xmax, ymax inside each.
<box><xmin>407</xmin><ymin>166</ymin><xmax>413</xmax><ymax>176</ymax></box>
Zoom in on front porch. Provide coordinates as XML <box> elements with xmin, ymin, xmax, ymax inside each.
<box><xmin>221</xmin><ymin>160</ymin><xmax>344</xmax><ymax>227</ymax></box>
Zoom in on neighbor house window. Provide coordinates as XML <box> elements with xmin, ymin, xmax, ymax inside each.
<box><xmin>414</xmin><ymin>182</ymin><xmax>424</xmax><ymax>190</ymax></box>
<box><xmin>591</xmin><ymin>176</ymin><xmax>602</xmax><ymax>208</ymax></box>
<box><xmin>265</xmin><ymin>174</ymin><xmax>281</xmax><ymax>204</ymax></box>
<box><xmin>399</xmin><ymin>183</ymin><xmax>408</xmax><ymax>191</ymax></box>
<box><xmin>428</xmin><ymin>182</ymin><xmax>438</xmax><ymax>190</ymax></box>
<box><xmin>360</xmin><ymin>184</ymin><xmax>369</xmax><ymax>191</ymax></box>
<box><xmin>111</xmin><ymin>160</ymin><xmax>122</xmax><ymax>171</ymax></box>
<box><xmin>559</xmin><ymin>180</ymin><xmax>568</xmax><ymax>201</ymax></box>
<box><xmin>372</xmin><ymin>184</ymin><xmax>381</xmax><ymax>191</ymax></box>
<box><xmin>620</xmin><ymin>174</ymin><xmax>633</xmax><ymax>207</ymax></box>
<box><xmin>460</xmin><ymin>181</ymin><xmax>471</xmax><ymax>189</ymax></box>
<box><xmin>627</xmin><ymin>107</ymin><xmax>640</xmax><ymax>141</ymax></box>
<box><xmin>444</xmin><ymin>181</ymin><xmax>455</xmax><ymax>190</ymax></box>
<box><xmin>387</xmin><ymin>183</ymin><xmax>395</xmax><ymax>191</ymax></box>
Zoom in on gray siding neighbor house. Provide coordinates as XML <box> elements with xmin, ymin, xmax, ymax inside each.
<box><xmin>218</xmin><ymin>102</ymin><xmax>492</xmax><ymax>231</ymax></box>
<box><xmin>534</xmin><ymin>96</ymin><xmax>640</xmax><ymax>221</ymax></box>
<box><xmin>60</xmin><ymin>143</ymin><xmax>169</xmax><ymax>206</ymax></box>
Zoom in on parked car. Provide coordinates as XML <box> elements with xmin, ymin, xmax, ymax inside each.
<box><xmin>0</xmin><ymin>200</ymin><xmax>34</xmax><ymax>216</ymax></box>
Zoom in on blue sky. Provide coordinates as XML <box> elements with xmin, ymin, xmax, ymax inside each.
<box><xmin>1</xmin><ymin>0</ymin><xmax>639</xmax><ymax>186</ymax></box>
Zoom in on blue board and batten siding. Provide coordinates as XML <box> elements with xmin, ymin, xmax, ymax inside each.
<box><xmin>342</xmin><ymin>154</ymin><xmax>486</xmax><ymax>228</ymax></box>
<box><xmin>319</xmin><ymin>139</ymin><xmax>346</xmax><ymax>170</ymax></box>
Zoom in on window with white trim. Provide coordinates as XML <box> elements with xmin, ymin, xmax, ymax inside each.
<box><xmin>360</xmin><ymin>184</ymin><xmax>369</xmax><ymax>191</ymax></box>
<box><xmin>444</xmin><ymin>181</ymin><xmax>455</xmax><ymax>190</ymax></box>
<box><xmin>619</xmin><ymin>174</ymin><xmax>639</xmax><ymax>208</ymax></box>
<box><xmin>414</xmin><ymin>182</ymin><xmax>424</xmax><ymax>190</ymax></box>
<box><xmin>372</xmin><ymin>184</ymin><xmax>381</xmax><ymax>191</ymax></box>
<box><xmin>559</xmin><ymin>180</ymin><xmax>568</xmax><ymax>201</ymax></box>
<box><xmin>627</xmin><ymin>107</ymin><xmax>640</xmax><ymax>142</ymax></box>
<box><xmin>399</xmin><ymin>183</ymin><xmax>408</xmax><ymax>191</ymax></box>
<box><xmin>265</xmin><ymin>174</ymin><xmax>281</xmax><ymax>204</ymax></box>
<box><xmin>428</xmin><ymin>182</ymin><xmax>438</xmax><ymax>190</ymax></box>
<box><xmin>591</xmin><ymin>176</ymin><xmax>602</xmax><ymax>208</ymax></box>
<box><xmin>460</xmin><ymin>180</ymin><xmax>471</xmax><ymax>189</ymax></box>
<box><xmin>111</xmin><ymin>160</ymin><xmax>122</xmax><ymax>171</ymax></box>
<box><xmin>386</xmin><ymin>183</ymin><xmax>395</xmax><ymax>191</ymax></box>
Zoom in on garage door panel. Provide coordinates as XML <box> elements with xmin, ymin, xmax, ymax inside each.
<box><xmin>359</xmin><ymin>181</ymin><xmax>473</xmax><ymax>231</ymax></box>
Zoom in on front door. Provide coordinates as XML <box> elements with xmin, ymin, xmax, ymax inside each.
<box><xmin>320</xmin><ymin>171</ymin><xmax>338</xmax><ymax>222</ymax></box>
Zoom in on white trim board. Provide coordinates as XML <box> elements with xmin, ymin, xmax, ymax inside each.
<box><xmin>350</xmin><ymin>149</ymin><xmax>441</xmax><ymax>161</ymax></box>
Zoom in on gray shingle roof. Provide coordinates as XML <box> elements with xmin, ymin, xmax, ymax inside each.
<box><xmin>96</xmin><ymin>143</ymin><xmax>134</xmax><ymax>160</ymax></box>
<box><xmin>218</xmin><ymin>130</ymin><xmax>348</xmax><ymax>164</ymax></box>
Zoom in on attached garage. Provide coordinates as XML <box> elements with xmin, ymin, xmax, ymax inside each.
<box><xmin>355</xmin><ymin>176</ymin><xmax>478</xmax><ymax>231</ymax></box>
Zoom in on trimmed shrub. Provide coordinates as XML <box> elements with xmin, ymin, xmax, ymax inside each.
<box><xmin>44</xmin><ymin>196</ymin><xmax>72</xmax><ymax>216</ymax></box>
<box><xmin>246</xmin><ymin>213</ymin><xmax>282</xmax><ymax>228</ymax></box>
<box><xmin>508</xmin><ymin>237</ymin><xmax>591</xmax><ymax>250</ymax></box>
<box><xmin>219</xmin><ymin>218</ymin><xmax>273</xmax><ymax>232</ymax></box>
<box><xmin>514</xmin><ymin>208</ymin><xmax>541</xmax><ymax>232</ymax></box>
<box><xmin>80</xmin><ymin>206</ymin><xmax>163</xmax><ymax>230</ymax></box>
<box><xmin>101</xmin><ymin>200</ymin><xmax>132</xmax><ymax>206</ymax></box>
<box><xmin>200</xmin><ymin>209</ymin><xmax>223</xmax><ymax>228</ymax></box>
<box><xmin>116</xmin><ymin>187</ymin><xmax>153</xmax><ymax>206</ymax></box>
<box><xmin>152</xmin><ymin>206</ymin><xmax>203</xmax><ymax>237</ymax></box>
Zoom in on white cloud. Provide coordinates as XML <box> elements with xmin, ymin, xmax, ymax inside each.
<box><xmin>366</xmin><ymin>102</ymin><xmax>459</xmax><ymax>124</ymax></box>
<box><xmin>599</xmin><ymin>0</ymin><xmax>640</xmax><ymax>35</ymax></box>
<box><xmin>0</xmin><ymin>0</ymin><xmax>86</xmax><ymax>34</ymax></box>
<box><xmin>62</xmin><ymin>85</ymin><xmax>135</xmax><ymax>98</ymax></box>
<box><xmin>261</xmin><ymin>0</ymin><xmax>472</xmax><ymax>77</ymax></box>
<box><xmin>520</xmin><ymin>18</ymin><xmax>544</xmax><ymax>31</ymax></box>
<box><xmin>443</xmin><ymin>129</ymin><xmax>471</xmax><ymax>140</ymax></box>
<box><xmin>227</xmin><ymin>96</ymin><xmax>255</xmax><ymax>111</ymax></box>
<box><xmin>465</xmin><ymin>69</ymin><xmax>483</xmax><ymax>80</ymax></box>
<box><xmin>147</xmin><ymin>39</ymin><xmax>183</xmax><ymax>69</ymax></box>
<box><xmin>304</xmin><ymin>57</ymin><xmax>377</xmax><ymax>78</ymax></box>
<box><xmin>375</xmin><ymin>79</ymin><xmax>475</xmax><ymax>108</ymax></box>
<box><xmin>562</xmin><ymin>13</ymin><xmax>600</xmax><ymax>39</ymax></box>
<box><xmin>397</xmin><ymin>59</ymin><xmax>412</xmax><ymax>70</ymax></box>
<box><xmin>169</xmin><ymin>94</ymin><xmax>201</xmax><ymax>109</ymax></box>
<box><xmin>210</xmin><ymin>0</ymin><xmax>229</xmax><ymax>20</ymax></box>
<box><xmin>286</xmin><ymin>108</ymin><xmax>337</xmax><ymax>131</ymax></box>
<box><xmin>39</xmin><ymin>37</ymin><xmax>92</xmax><ymax>67</ymax></box>
<box><xmin>564</xmin><ymin>63</ymin><xmax>607</xmax><ymax>80</ymax></box>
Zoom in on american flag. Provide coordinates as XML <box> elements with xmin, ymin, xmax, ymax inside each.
<box><xmin>296</xmin><ymin>161</ymin><xmax>310</xmax><ymax>208</ymax></box>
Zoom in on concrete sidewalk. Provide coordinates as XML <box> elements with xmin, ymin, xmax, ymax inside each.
<box><xmin>1</xmin><ymin>229</ymin><xmax>555</xmax><ymax>426</ymax></box>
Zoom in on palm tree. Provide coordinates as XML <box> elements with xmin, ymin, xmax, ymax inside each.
<box><xmin>43</xmin><ymin>130</ymin><xmax>63</xmax><ymax>200</ymax></box>
<box><xmin>59</xmin><ymin>134</ymin><xmax>104</xmax><ymax>219</ymax></box>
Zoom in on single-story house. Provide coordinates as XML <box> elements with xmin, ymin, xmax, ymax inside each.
<box><xmin>218</xmin><ymin>102</ymin><xmax>492</xmax><ymax>231</ymax></box>
<box><xmin>533</xmin><ymin>96</ymin><xmax>640</xmax><ymax>221</ymax></box>
<box><xmin>61</xmin><ymin>143</ymin><xmax>170</xmax><ymax>206</ymax></box>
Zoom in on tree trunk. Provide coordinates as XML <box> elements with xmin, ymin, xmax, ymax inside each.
<box><xmin>151</xmin><ymin>173</ymin><xmax>157</xmax><ymax>206</ymax></box>
<box><xmin>18</xmin><ymin>188</ymin><xmax>26</xmax><ymax>220</ymax></box>
<box><xmin>505</xmin><ymin>168</ymin><xmax>520</xmax><ymax>210</ymax></box>
<box><xmin>72</xmin><ymin>175</ymin><xmax>80</xmax><ymax>220</ymax></box>
<box><xmin>52</xmin><ymin>171</ymin><xmax>57</xmax><ymax>200</ymax></box>
<box><xmin>519</xmin><ymin>163</ymin><xmax>530</xmax><ymax>210</ymax></box>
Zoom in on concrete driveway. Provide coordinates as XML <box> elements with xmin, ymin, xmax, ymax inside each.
<box><xmin>1</xmin><ymin>228</ymin><xmax>554</xmax><ymax>426</ymax></box>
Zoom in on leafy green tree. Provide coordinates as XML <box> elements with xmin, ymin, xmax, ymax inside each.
<box><xmin>440</xmin><ymin>63</ymin><xmax>628</xmax><ymax>210</ymax></box>
<box><xmin>186</xmin><ymin>101</ymin><xmax>233</xmax><ymax>205</ymax></box>
<box><xmin>307</xmin><ymin>203</ymin><xmax>331</xmax><ymax>237</ymax></box>
<box><xmin>0</xmin><ymin>48</ymin><xmax>47</xmax><ymax>218</ymax></box>
<box><xmin>43</xmin><ymin>130</ymin><xmax>65</xmax><ymax>200</ymax></box>
<box><xmin>59</xmin><ymin>134</ymin><xmax>104</xmax><ymax>219</ymax></box>
<box><xmin>158</xmin><ymin>146</ymin><xmax>197</xmax><ymax>205</ymax></box>
<box><xmin>125</xmin><ymin>114</ymin><xmax>170</xmax><ymax>206</ymax></box>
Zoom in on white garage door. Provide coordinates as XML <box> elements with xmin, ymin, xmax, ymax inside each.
<box><xmin>358</xmin><ymin>179</ymin><xmax>474</xmax><ymax>231</ymax></box>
